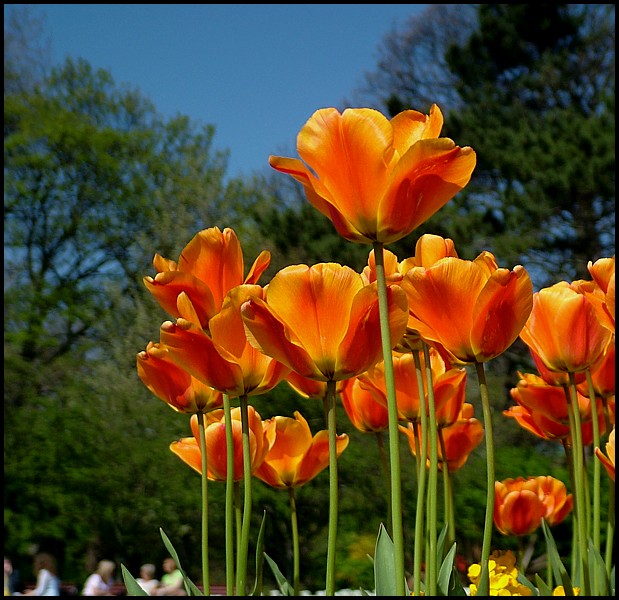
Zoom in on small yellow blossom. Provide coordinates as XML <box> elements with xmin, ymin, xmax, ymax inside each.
<box><xmin>468</xmin><ymin>550</ymin><xmax>532</xmax><ymax>596</ymax></box>
<box><xmin>552</xmin><ymin>585</ymin><xmax>580</xmax><ymax>596</ymax></box>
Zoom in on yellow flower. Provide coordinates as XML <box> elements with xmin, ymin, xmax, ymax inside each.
<box><xmin>552</xmin><ymin>585</ymin><xmax>580</xmax><ymax>595</ymax></box>
<box><xmin>468</xmin><ymin>550</ymin><xmax>532</xmax><ymax>596</ymax></box>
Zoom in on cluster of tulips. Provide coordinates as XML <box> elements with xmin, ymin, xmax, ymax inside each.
<box><xmin>126</xmin><ymin>104</ymin><xmax>615</xmax><ymax>596</ymax></box>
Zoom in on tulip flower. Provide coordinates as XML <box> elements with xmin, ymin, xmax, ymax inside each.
<box><xmin>494</xmin><ymin>476</ymin><xmax>572</xmax><ymax>537</ymax></box>
<box><xmin>143</xmin><ymin>226</ymin><xmax>270</xmax><ymax>328</ymax></box>
<box><xmin>269</xmin><ymin>105</ymin><xmax>476</xmax><ymax>245</ymax></box>
<box><xmin>285</xmin><ymin>371</ymin><xmax>345</xmax><ymax>401</ymax></box>
<box><xmin>170</xmin><ymin>406</ymin><xmax>273</xmax><ymax>481</ymax></box>
<box><xmin>595</xmin><ymin>426</ymin><xmax>615</xmax><ymax>481</ymax></box>
<box><xmin>241</xmin><ymin>263</ymin><xmax>408</xmax><ymax>382</ymax></box>
<box><xmin>137</xmin><ymin>341</ymin><xmax>223</xmax><ymax>414</ymax></box>
<box><xmin>255</xmin><ymin>411</ymin><xmax>348</xmax><ymax>489</ymax></box>
<box><xmin>402</xmin><ymin>251</ymin><xmax>533</xmax><ymax>364</ymax></box>
<box><xmin>340</xmin><ymin>377</ymin><xmax>389</xmax><ymax>434</ymax></box>
<box><xmin>520</xmin><ymin>281</ymin><xmax>612</xmax><ymax>375</ymax></box>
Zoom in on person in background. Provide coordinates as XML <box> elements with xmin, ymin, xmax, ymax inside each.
<box><xmin>4</xmin><ymin>557</ymin><xmax>21</xmax><ymax>596</ymax></box>
<box><xmin>22</xmin><ymin>553</ymin><xmax>60</xmax><ymax>596</ymax></box>
<box><xmin>135</xmin><ymin>564</ymin><xmax>159</xmax><ymax>596</ymax></box>
<box><xmin>154</xmin><ymin>558</ymin><xmax>186</xmax><ymax>596</ymax></box>
<box><xmin>81</xmin><ymin>560</ymin><xmax>115</xmax><ymax>596</ymax></box>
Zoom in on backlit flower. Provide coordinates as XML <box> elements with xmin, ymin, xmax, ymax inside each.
<box><xmin>144</xmin><ymin>226</ymin><xmax>270</xmax><ymax>328</ymax></box>
<box><xmin>493</xmin><ymin>476</ymin><xmax>572</xmax><ymax>536</ymax></box>
<box><xmin>254</xmin><ymin>411</ymin><xmax>349</xmax><ymax>489</ymax></box>
<box><xmin>170</xmin><ymin>406</ymin><xmax>273</xmax><ymax>481</ymax></box>
<box><xmin>159</xmin><ymin>285</ymin><xmax>290</xmax><ymax>398</ymax></box>
<box><xmin>137</xmin><ymin>341</ymin><xmax>223</xmax><ymax>413</ymax></box>
<box><xmin>468</xmin><ymin>549</ymin><xmax>532</xmax><ymax>596</ymax></box>
<box><xmin>269</xmin><ymin>105</ymin><xmax>476</xmax><ymax>244</ymax></box>
<box><xmin>241</xmin><ymin>263</ymin><xmax>408</xmax><ymax>382</ymax></box>
<box><xmin>520</xmin><ymin>281</ymin><xmax>612</xmax><ymax>374</ymax></box>
<box><xmin>340</xmin><ymin>377</ymin><xmax>389</xmax><ymax>433</ymax></box>
<box><xmin>401</xmin><ymin>251</ymin><xmax>533</xmax><ymax>364</ymax></box>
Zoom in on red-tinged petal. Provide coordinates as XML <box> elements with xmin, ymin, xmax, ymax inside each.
<box><xmin>296</xmin><ymin>108</ymin><xmax>393</xmax><ymax>232</ymax></box>
<box><xmin>242</xmin><ymin>297</ymin><xmax>324</xmax><ymax>380</ymax></box>
<box><xmin>338</xmin><ymin>284</ymin><xmax>408</xmax><ymax>379</ymax></box>
<box><xmin>178</xmin><ymin>227</ymin><xmax>244</xmax><ymax>309</ymax></box>
<box><xmin>403</xmin><ymin>259</ymin><xmax>487</xmax><ymax>363</ymax></box>
<box><xmin>390</xmin><ymin>105</ymin><xmax>443</xmax><ymax>155</ymax></box>
<box><xmin>340</xmin><ymin>377</ymin><xmax>389</xmax><ymax>432</ymax></box>
<box><xmin>496</xmin><ymin>489</ymin><xmax>545</xmax><ymax>536</ymax></box>
<box><xmin>244</xmin><ymin>250</ymin><xmax>271</xmax><ymax>285</ymax></box>
<box><xmin>143</xmin><ymin>271</ymin><xmax>216</xmax><ymax>326</ymax></box>
<box><xmin>159</xmin><ymin>321</ymin><xmax>241</xmax><ymax>393</ymax></box>
<box><xmin>170</xmin><ymin>437</ymin><xmax>203</xmax><ymax>476</ymax></box>
<box><xmin>470</xmin><ymin>266</ymin><xmax>533</xmax><ymax>362</ymax></box>
<box><xmin>295</xmin><ymin>430</ymin><xmax>348</xmax><ymax>487</ymax></box>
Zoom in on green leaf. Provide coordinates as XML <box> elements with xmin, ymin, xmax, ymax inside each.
<box><xmin>120</xmin><ymin>564</ymin><xmax>148</xmax><ymax>596</ymax></box>
<box><xmin>264</xmin><ymin>552</ymin><xmax>293</xmax><ymax>596</ymax></box>
<box><xmin>587</xmin><ymin>538</ymin><xmax>608</xmax><ymax>596</ymax></box>
<box><xmin>250</xmin><ymin>511</ymin><xmax>267</xmax><ymax>596</ymax></box>
<box><xmin>374</xmin><ymin>523</ymin><xmax>403</xmax><ymax>596</ymax></box>
<box><xmin>437</xmin><ymin>542</ymin><xmax>466</xmax><ymax>596</ymax></box>
<box><xmin>541</xmin><ymin>520</ymin><xmax>574</xmax><ymax>595</ymax></box>
<box><xmin>160</xmin><ymin>528</ymin><xmax>204</xmax><ymax>596</ymax></box>
<box><xmin>532</xmin><ymin>573</ymin><xmax>550</xmax><ymax>596</ymax></box>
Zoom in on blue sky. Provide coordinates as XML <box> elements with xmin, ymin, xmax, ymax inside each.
<box><xmin>7</xmin><ymin>4</ymin><xmax>428</xmax><ymax>180</ymax></box>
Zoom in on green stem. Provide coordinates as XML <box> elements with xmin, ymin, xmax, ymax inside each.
<box><xmin>412</xmin><ymin>349</ymin><xmax>428</xmax><ymax>597</ymax></box>
<box><xmin>438</xmin><ymin>428</ymin><xmax>455</xmax><ymax>552</ymax></box>
<box><xmin>585</xmin><ymin>369</ymin><xmax>601</xmax><ymax>553</ymax></box>
<box><xmin>604</xmin><ymin>480</ymin><xmax>615</xmax><ymax>577</ymax></box>
<box><xmin>567</xmin><ymin>372</ymin><xmax>591</xmax><ymax>595</ymax></box>
<box><xmin>475</xmin><ymin>361</ymin><xmax>495</xmax><ymax>598</ymax></box>
<box><xmin>237</xmin><ymin>394</ymin><xmax>252</xmax><ymax>596</ymax></box>
<box><xmin>196</xmin><ymin>411</ymin><xmax>210</xmax><ymax>595</ymax></box>
<box><xmin>324</xmin><ymin>379</ymin><xmax>338</xmax><ymax>596</ymax></box>
<box><xmin>289</xmin><ymin>487</ymin><xmax>300</xmax><ymax>596</ymax></box>
<box><xmin>373</xmin><ymin>241</ymin><xmax>406</xmax><ymax>596</ymax></box>
<box><xmin>375</xmin><ymin>432</ymin><xmax>392</xmax><ymax>537</ymax></box>
<box><xmin>423</xmin><ymin>342</ymin><xmax>439</xmax><ymax>596</ymax></box>
<box><xmin>223</xmin><ymin>394</ymin><xmax>235</xmax><ymax>596</ymax></box>
<box><xmin>561</xmin><ymin>437</ymin><xmax>577</xmax><ymax>580</ymax></box>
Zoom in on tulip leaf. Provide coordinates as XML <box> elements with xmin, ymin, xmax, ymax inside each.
<box><xmin>437</xmin><ymin>542</ymin><xmax>466</xmax><ymax>596</ymax></box>
<box><xmin>541</xmin><ymin>520</ymin><xmax>574</xmax><ymax>595</ymax></box>
<box><xmin>587</xmin><ymin>538</ymin><xmax>608</xmax><ymax>596</ymax></box>
<box><xmin>120</xmin><ymin>563</ymin><xmax>148</xmax><ymax>596</ymax></box>
<box><xmin>264</xmin><ymin>552</ymin><xmax>293</xmax><ymax>596</ymax></box>
<box><xmin>532</xmin><ymin>573</ymin><xmax>550</xmax><ymax>596</ymax></box>
<box><xmin>160</xmin><ymin>527</ymin><xmax>203</xmax><ymax>596</ymax></box>
<box><xmin>250</xmin><ymin>511</ymin><xmax>267</xmax><ymax>597</ymax></box>
<box><xmin>373</xmin><ymin>523</ymin><xmax>409</xmax><ymax>596</ymax></box>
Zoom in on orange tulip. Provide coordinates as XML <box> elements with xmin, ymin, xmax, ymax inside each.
<box><xmin>577</xmin><ymin>339</ymin><xmax>615</xmax><ymax>399</ymax></box>
<box><xmin>254</xmin><ymin>411</ymin><xmax>349</xmax><ymax>489</ymax></box>
<box><xmin>595</xmin><ymin>426</ymin><xmax>615</xmax><ymax>481</ymax></box>
<box><xmin>355</xmin><ymin>349</ymin><xmax>467</xmax><ymax>425</ymax></box>
<box><xmin>587</xmin><ymin>256</ymin><xmax>615</xmax><ymax>333</ymax></box>
<box><xmin>285</xmin><ymin>371</ymin><xmax>345</xmax><ymax>400</ymax></box>
<box><xmin>159</xmin><ymin>285</ymin><xmax>290</xmax><ymax>398</ymax></box>
<box><xmin>269</xmin><ymin>105</ymin><xmax>476</xmax><ymax>244</ymax></box>
<box><xmin>401</xmin><ymin>251</ymin><xmax>533</xmax><ymax>364</ymax></box>
<box><xmin>144</xmin><ymin>226</ymin><xmax>270</xmax><ymax>328</ymax></box>
<box><xmin>494</xmin><ymin>476</ymin><xmax>572</xmax><ymax>536</ymax></box>
<box><xmin>506</xmin><ymin>373</ymin><xmax>606</xmax><ymax>445</ymax></box>
<box><xmin>241</xmin><ymin>263</ymin><xmax>408</xmax><ymax>382</ymax></box>
<box><xmin>137</xmin><ymin>341</ymin><xmax>223</xmax><ymax>413</ymax></box>
<box><xmin>401</xmin><ymin>404</ymin><xmax>484</xmax><ymax>472</ymax></box>
<box><xmin>520</xmin><ymin>281</ymin><xmax>612</xmax><ymax>374</ymax></box>
<box><xmin>340</xmin><ymin>377</ymin><xmax>389</xmax><ymax>433</ymax></box>
<box><xmin>170</xmin><ymin>406</ymin><xmax>274</xmax><ymax>481</ymax></box>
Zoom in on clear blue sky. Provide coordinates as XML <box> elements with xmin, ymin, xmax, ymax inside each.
<box><xmin>7</xmin><ymin>4</ymin><xmax>428</xmax><ymax>180</ymax></box>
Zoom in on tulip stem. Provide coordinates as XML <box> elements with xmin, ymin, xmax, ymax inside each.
<box><xmin>375</xmin><ymin>432</ymin><xmax>392</xmax><ymax>537</ymax></box>
<box><xmin>412</xmin><ymin>349</ymin><xmax>428</xmax><ymax>597</ymax></box>
<box><xmin>196</xmin><ymin>411</ymin><xmax>210</xmax><ymax>595</ymax></box>
<box><xmin>438</xmin><ymin>428</ymin><xmax>455</xmax><ymax>552</ymax></box>
<box><xmin>289</xmin><ymin>487</ymin><xmax>300</xmax><ymax>596</ymax></box>
<box><xmin>237</xmin><ymin>394</ymin><xmax>252</xmax><ymax>595</ymax></box>
<box><xmin>423</xmin><ymin>342</ymin><xmax>439</xmax><ymax>596</ymax></box>
<box><xmin>475</xmin><ymin>361</ymin><xmax>495</xmax><ymax>597</ymax></box>
<box><xmin>373</xmin><ymin>241</ymin><xmax>406</xmax><ymax>596</ymax></box>
<box><xmin>585</xmin><ymin>369</ymin><xmax>601</xmax><ymax>554</ymax></box>
<box><xmin>568</xmin><ymin>373</ymin><xmax>591</xmax><ymax>595</ymax></box>
<box><xmin>324</xmin><ymin>379</ymin><xmax>339</xmax><ymax>596</ymax></box>
<box><xmin>223</xmin><ymin>395</ymin><xmax>235</xmax><ymax>596</ymax></box>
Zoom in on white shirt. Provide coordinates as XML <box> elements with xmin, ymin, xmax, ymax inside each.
<box><xmin>30</xmin><ymin>569</ymin><xmax>60</xmax><ymax>596</ymax></box>
<box><xmin>81</xmin><ymin>573</ymin><xmax>111</xmax><ymax>596</ymax></box>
